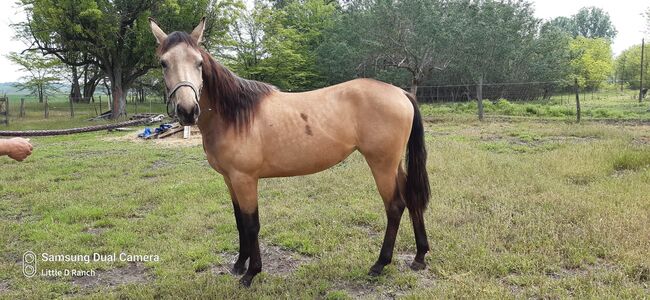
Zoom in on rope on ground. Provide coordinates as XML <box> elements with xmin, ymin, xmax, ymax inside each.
<box><xmin>0</xmin><ymin>115</ymin><xmax>166</xmax><ymax>137</ymax></box>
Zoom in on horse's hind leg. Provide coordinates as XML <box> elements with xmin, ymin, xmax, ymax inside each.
<box><xmin>365</xmin><ymin>156</ymin><xmax>407</xmax><ymax>276</ymax></box>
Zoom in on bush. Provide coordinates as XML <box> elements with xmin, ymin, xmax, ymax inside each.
<box><xmin>494</xmin><ymin>99</ymin><xmax>515</xmax><ymax>114</ymax></box>
<box><xmin>524</xmin><ymin>105</ymin><xmax>540</xmax><ymax>116</ymax></box>
<box><xmin>613</xmin><ymin>150</ymin><xmax>650</xmax><ymax>171</ymax></box>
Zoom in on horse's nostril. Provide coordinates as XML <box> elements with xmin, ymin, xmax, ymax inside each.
<box><xmin>193</xmin><ymin>105</ymin><xmax>200</xmax><ymax>117</ymax></box>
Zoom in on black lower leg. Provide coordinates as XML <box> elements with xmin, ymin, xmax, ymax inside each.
<box><xmin>409</xmin><ymin>211</ymin><xmax>429</xmax><ymax>270</ymax></box>
<box><xmin>369</xmin><ymin>200</ymin><xmax>405</xmax><ymax>276</ymax></box>
<box><xmin>232</xmin><ymin>203</ymin><xmax>249</xmax><ymax>275</ymax></box>
<box><xmin>239</xmin><ymin>209</ymin><xmax>261</xmax><ymax>287</ymax></box>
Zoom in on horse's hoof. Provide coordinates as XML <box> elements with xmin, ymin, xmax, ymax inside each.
<box><xmin>368</xmin><ymin>264</ymin><xmax>384</xmax><ymax>277</ymax></box>
<box><xmin>231</xmin><ymin>265</ymin><xmax>246</xmax><ymax>275</ymax></box>
<box><xmin>410</xmin><ymin>260</ymin><xmax>426</xmax><ymax>271</ymax></box>
<box><xmin>239</xmin><ymin>276</ymin><xmax>253</xmax><ymax>287</ymax></box>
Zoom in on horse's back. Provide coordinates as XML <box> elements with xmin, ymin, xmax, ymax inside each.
<box><xmin>251</xmin><ymin>79</ymin><xmax>414</xmax><ymax>177</ymax></box>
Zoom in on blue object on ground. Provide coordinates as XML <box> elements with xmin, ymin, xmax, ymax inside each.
<box><xmin>138</xmin><ymin>127</ymin><xmax>152</xmax><ymax>138</ymax></box>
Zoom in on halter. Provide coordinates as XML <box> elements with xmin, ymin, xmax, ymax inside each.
<box><xmin>165</xmin><ymin>80</ymin><xmax>202</xmax><ymax>117</ymax></box>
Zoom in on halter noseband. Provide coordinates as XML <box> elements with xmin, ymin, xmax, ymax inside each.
<box><xmin>165</xmin><ymin>81</ymin><xmax>202</xmax><ymax>117</ymax></box>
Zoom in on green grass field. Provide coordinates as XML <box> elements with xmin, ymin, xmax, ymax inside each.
<box><xmin>1</xmin><ymin>94</ymin><xmax>650</xmax><ymax>298</ymax></box>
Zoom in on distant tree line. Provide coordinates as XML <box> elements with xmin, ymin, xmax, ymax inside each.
<box><xmin>10</xmin><ymin>0</ymin><xmax>647</xmax><ymax>114</ymax></box>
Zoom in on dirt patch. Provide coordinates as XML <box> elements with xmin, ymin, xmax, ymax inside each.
<box><xmin>546</xmin><ymin>260</ymin><xmax>618</xmax><ymax>280</ymax></box>
<box><xmin>395</xmin><ymin>253</ymin><xmax>436</xmax><ymax>288</ymax></box>
<box><xmin>0</xmin><ymin>280</ymin><xmax>9</xmax><ymax>293</ymax></box>
<box><xmin>330</xmin><ymin>281</ymin><xmax>393</xmax><ymax>300</ymax></box>
<box><xmin>211</xmin><ymin>244</ymin><xmax>312</xmax><ymax>276</ymax></box>
<box><xmin>83</xmin><ymin>227</ymin><xmax>107</xmax><ymax>235</ymax></box>
<box><xmin>103</xmin><ymin>126</ymin><xmax>203</xmax><ymax>147</ymax></box>
<box><xmin>329</xmin><ymin>254</ymin><xmax>436</xmax><ymax>299</ymax></box>
<box><xmin>632</xmin><ymin>136</ymin><xmax>650</xmax><ymax>146</ymax></box>
<box><xmin>150</xmin><ymin>160</ymin><xmax>169</xmax><ymax>170</ymax></box>
<box><xmin>71</xmin><ymin>262</ymin><xmax>151</xmax><ymax>290</ymax></box>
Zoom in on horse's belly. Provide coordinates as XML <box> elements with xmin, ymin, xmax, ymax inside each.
<box><xmin>258</xmin><ymin>136</ymin><xmax>356</xmax><ymax>178</ymax></box>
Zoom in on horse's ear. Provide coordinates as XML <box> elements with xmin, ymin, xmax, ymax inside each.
<box><xmin>191</xmin><ymin>17</ymin><xmax>206</xmax><ymax>44</ymax></box>
<box><xmin>149</xmin><ymin>17</ymin><xmax>167</xmax><ymax>44</ymax></box>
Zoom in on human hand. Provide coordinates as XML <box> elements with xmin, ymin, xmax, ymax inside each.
<box><xmin>3</xmin><ymin>138</ymin><xmax>33</xmax><ymax>161</ymax></box>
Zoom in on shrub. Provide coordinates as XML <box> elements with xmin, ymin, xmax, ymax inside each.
<box><xmin>613</xmin><ymin>150</ymin><xmax>650</xmax><ymax>171</ymax></box>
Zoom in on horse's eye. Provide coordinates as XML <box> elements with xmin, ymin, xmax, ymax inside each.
<box><xmin>160</xmin><ymin>61</ymin><xmax>168</xmax><ymax>69</ymax></box>
<box><xmin>197</xmin><ymin>61</ymin><xmax>203</xmax><ymax>69</ymax></box>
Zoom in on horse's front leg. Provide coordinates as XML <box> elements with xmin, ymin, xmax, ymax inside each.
<box><xmin>227</xmin><ymin>174</ymin><xmax>261</xmax><ymax>287</ymax></box>
<box><xmin>225</xmin><ymin>178</ymin><xmax>250</xmax><ymax>275</ymax></box>
<box><xmin>231</xmin><ymin>202</ymin><xmax>249</xmax><ymax>275</ymax></box>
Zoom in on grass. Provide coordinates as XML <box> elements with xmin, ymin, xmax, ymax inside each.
<box><xmin>1</xmin><ymin>110</ymin><xmax>649</xmax><ymax>298</ymax></box>
<box><xmin>1</xmin><ymin>94</ymin><xmax>167</xmax><ymax>130</ymax></box>
<box><xmin>419</xmin><ymin>89</ymin><xmax>650</xmax><ymax>121</ymax></box>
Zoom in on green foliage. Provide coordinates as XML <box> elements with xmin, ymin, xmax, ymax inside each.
<box><xmin>545</xmin><ymin>7</ymin><xmax>617</xmax><ymax>40</ymax></box>
<box><xmin>615</xmin><ymin>44</ymin><xmax>649</xmax><ymax>89</ymax></box>
<box><xmin>568</xmin><ymin>37</ymin><xmax>614</xmax><ymax>89</ymax></box>
<box><xmin>219</xmin><ymin>0</ymin><xmax>337</xmax><ymax>91</ymax></box>
<box><xmin>18</xmin><ymin>0</ymin><xmax>238</xmax><ymax>116</ymax></box>
<box><xmin>6</xmin><ymin>52</ymin><xmax>61</xmax><ymax>102</ymax></box>
<box><xmin>613</xmin><ymin>149</ymin><xmax>650</xmax><ymax>171</ymax></box>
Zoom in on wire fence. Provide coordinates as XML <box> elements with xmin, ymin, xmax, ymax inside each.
<box><xmin>0</xmin><ymin>80</ymin><xmax>648</xmax><ymax>126</ymax></box>
<box><xmin>409</xmin><ymin>80</ymin><xmax>649</xmax><ymax>122</ymax></box>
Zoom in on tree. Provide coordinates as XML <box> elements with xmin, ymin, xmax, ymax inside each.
<box><xmin>7</xmin><ymin>52</ymin><xmax>61</xmax><ymax>103</ymax></box>
<box><xmin>569</xmin><ymin>37</ymin><xmax>613</xmax><ymax>89</ymax></box>
<box><xmin>319</xmin><ymin>0</ymin><xmax>462</xmax><ymax>95</ymax></box>
<box><xmin>16</xmin><ymin>0</ymin><xmax>238</xmax><ymax>119</ymax></box>
<box><xmin>545</xmin><ymin>7</ymin><xmax>617</xmax><ymax>40</ymax></box>
<box><xmin>574</xmin><ymin>7</ymin><xmax>617</xmax><ymax>40</ymax></box>
<box><xmin>219</xmin><ymin>0</ymin><xmax>337</xmax><ymax>91</ymax></box>
<box><xmin>616</xmin><ymin>44</ymin><xmax>649</xmax><ymax>89</ymax></box>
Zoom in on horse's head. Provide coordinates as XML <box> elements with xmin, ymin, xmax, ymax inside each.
<box><xmin>149</xmin><ymin>17</ymin><xmax>206</xmax><ymax>126</ymax></box>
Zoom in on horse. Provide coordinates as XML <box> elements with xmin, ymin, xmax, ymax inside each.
<box><xmin>149</xmin><ymin>18</ymin><xmax>431</xmax><ymax>287</ymax></box>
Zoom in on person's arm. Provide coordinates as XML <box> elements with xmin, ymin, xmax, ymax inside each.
<box><xmin>0</xmin><ymin>138</ymin><xmax>33</xmax><ymax>161</ymax></box>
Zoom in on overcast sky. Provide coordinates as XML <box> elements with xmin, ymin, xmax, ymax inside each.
<box><xmin>0</xmin><ymin>0</ymin><xmax>647</xmax><ymax>83</ymax></box>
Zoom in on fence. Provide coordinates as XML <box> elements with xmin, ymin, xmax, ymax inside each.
<box><xmin>1</xmin><ymin>94</ymin><xmax>168</xmax><ymax>124</ymax></box>
<box><xmin>409</xmin><ymin>80</ymin><xmax>649</xmax><ymax>122</ymax></box>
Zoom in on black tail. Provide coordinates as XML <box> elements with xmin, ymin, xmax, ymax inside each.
<box><xmin>403</xmin><ymin>92</ymin><xmax>430</xmax><ymax>217</ymax></box>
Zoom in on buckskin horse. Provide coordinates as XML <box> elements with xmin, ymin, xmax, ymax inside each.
<box><xmin>149</xmin><ymin>18</ymin><xmax>431</xmax><ymax>287</ymax></box>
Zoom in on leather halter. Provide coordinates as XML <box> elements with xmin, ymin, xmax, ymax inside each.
<box><xmin>165</xmin><ymin>80</ymin><xmax>202</xmax><ymax>117</ymax></box>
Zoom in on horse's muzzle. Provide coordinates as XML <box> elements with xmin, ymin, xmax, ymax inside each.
<box><xmin>176</xmin><ymin>103</ymin><xmax>200</xmax><ymax>126</ymax></box>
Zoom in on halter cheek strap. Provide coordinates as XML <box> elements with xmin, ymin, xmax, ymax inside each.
<box><xmin>166</xmin><ymin>81</ymin><xmax>202</xmax><ymax>117</ymax></box>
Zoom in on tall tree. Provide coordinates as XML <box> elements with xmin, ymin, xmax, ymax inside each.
<box><xmin>219</xmin><ymin>0</ymin><xmax>337</xmax><ymax>91</ymax></box>
<box><xmin>616</xmin><ymin>44</ymin><xmax>649</xmax><ymax>89</ymax></box>
<box><xmin>7</xmin><ymin>52</ymin><xmax>61</xmax><ymax>103</ymax></box>
<box><xmin>568</xmin><ymin>37</ymin><xmax>613</xmax><ymax>89</ymax></box>
<box><xmin>320</xmin><ymin>0</ymin><xmax>462</xmax><ymax>95</ymax></box>
<box><xmin>546</xmin><ymin>7</ymin><xmax>617</xmax><ymax>40</ymax></box>
<box><xmin>16</xmin><ymin>0</ymin><xmax>238</xmax><ymax>119</ymax></box>
<box><xmin>573</xmin><ymin>7</ymin><xmax>617</xmax><ymax>40</ymax></box>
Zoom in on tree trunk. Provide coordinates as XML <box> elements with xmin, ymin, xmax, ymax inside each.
<box><xmin>110</xmin><ymin>82</ymin><xmax>128</xmax><ymax>119</ymax></box>
<box><xmin>477</xmin><ymin>76</ymin><xmax>484</xmax><ymax>121</ymax></box>
<box><xmin>38</xmin><ymin>85</ymin><xmax>44</xmax><ymax>103</ymax></box>
<box><xmin>70</xmin><ymin>66</ymin><xmax>82</xmax><ymax>103</ymax></box>
<box><xmin>410</xmin><ymin>77</ymin><xmax>419</xmax><ymax>98</ymax></box>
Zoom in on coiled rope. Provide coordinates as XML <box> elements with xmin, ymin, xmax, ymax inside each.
<box><xmin>0</xmin><ymin>115</ymin><xmax>165</xmax><ymax>137</ymax></box>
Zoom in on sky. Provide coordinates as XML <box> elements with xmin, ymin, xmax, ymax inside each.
<box><xmin>0</xmin><ymin>0</ymin><xmax>647</xmax><ymax>83</ymax></box>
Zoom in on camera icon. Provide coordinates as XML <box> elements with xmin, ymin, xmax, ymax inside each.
<box><xmin>23</xmin><ymin>251</ymin><xmax>37</xmax><ymax>277</ymax></box>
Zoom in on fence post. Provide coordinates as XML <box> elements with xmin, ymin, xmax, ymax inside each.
<box><xmin>640</xmin><ymin>38</ymin><xmax>645</xmax><ymax>103</ymax></box>
<box><xmin>20</xmin><ymin>98</ymin><xmax>25</xmax><ymax>118</ymax></box>
<box><xmin>99</xmin><ymin>96</ymin><xmax>103</xmax><ymax>114</ymax></box>
<box><xmin>44</xmin><ymin>96</ymin><xmax>49</xmax><ymax>119</ymax></box>
<box><xmin>477</xmin><ymin>76</ymin><xmax>484</xmax><ymax>121</ymax></box>
<box><xmin>575</xmin><ymin>78</ymin><xmax>581</xmax><ymax>123</ymax></box>
<box><xmin>69</xmin><ymin>96</ymin><xmax>75</xmax><ymax>118</ymax></box>
<box><xmin>3</xmin><ymin>96</ymin><xmax>8</xmax><ymax>126</ymax></box>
